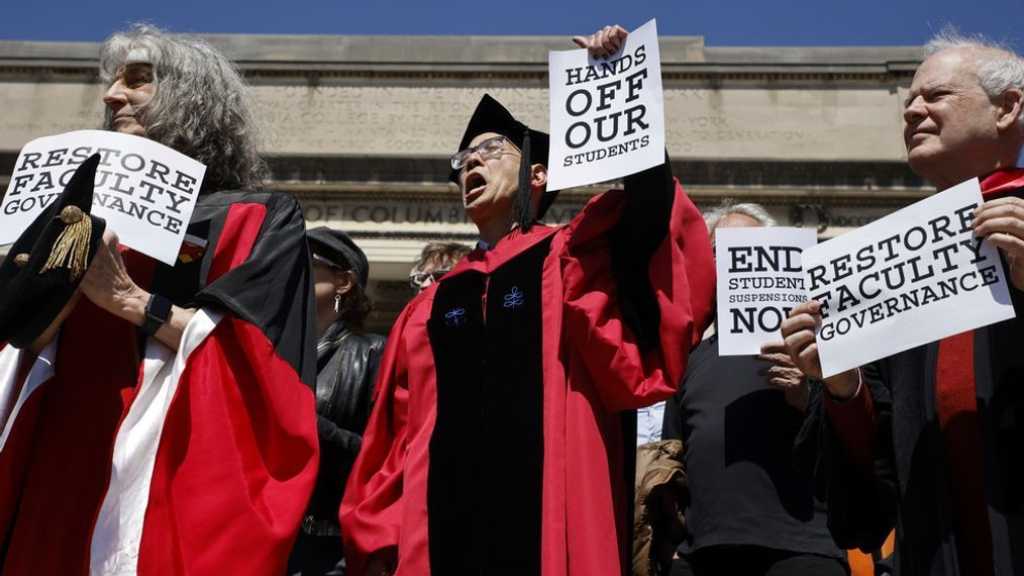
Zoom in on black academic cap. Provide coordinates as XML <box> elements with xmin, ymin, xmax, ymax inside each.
<box><xmin>449</xmin><ymin>94</ymin><xmax>557</xmax><ymax>227</ymax></box>
<box><xmin>306</xmin><ymin>227</ymin><xmax>369</xmax><ymax>289</ymax></box>
<box><xmin>0</xmin><ymin>154</ymin><xmax>107</xmax><ymax>348</ymax></box>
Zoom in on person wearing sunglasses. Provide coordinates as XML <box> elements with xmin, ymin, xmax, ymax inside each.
<box><xmin>290</xmin><ymin>227</ymin><xmax>385</xmax><ymax>576</ymax></box>
<box><xmin>408</xmin><ymin>242</ymin><xmax>471</xmax><ymax>293</ymax></box>
<box><xmin>341</xmin><ymin>25</ymin><xmax>715</xmax><ymax>576</ymax></box>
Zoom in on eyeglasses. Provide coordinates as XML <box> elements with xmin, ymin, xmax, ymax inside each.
<box><xmin>409</xmin><ymin>269</ymin><xmax>452</xmax><ymax>290</ymax></box>
<box><xmin>449</xmin><ymin>136</ymin><xmax>519</xmax><ymax>171</ymax></box>
<box><xmin>312</xmin><ymin>253</ymin><xmax>347</xmax><ymax>272</ymax></box>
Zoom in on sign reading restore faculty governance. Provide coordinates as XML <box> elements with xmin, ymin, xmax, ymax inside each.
<box><xmin>546</xmin><ymin>19</ymin><xmax>665</xmax><ymax>191</ymax></box>
<box><xmin>1</xmin><ymin>130</ymin><xmax>206</xmax><ymax>265</ymax></box>
<box><xmin>716</xmin><ymin>227</ymin><xmax>817</xmax><ymax>355</ymax></box>
<box><xmin>802</xmin><ymin>178</ymin><xmax>1016</xmax><ymax>378</ymax></box>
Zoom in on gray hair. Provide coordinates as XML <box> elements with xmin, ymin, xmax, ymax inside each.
<box><xmin>924</xmin><ymin>28</ymin><xmax>1024</xmax><ymax>130</ymax></box>
<box><xmin>99</xmin><ymin>24</ymin><xmax>268</xmax><ymax>191</ymax></box>
<box><xmin>704</xmin><ymin>201</ymin><xmax>776</xmax><ymax>234</ymax></box>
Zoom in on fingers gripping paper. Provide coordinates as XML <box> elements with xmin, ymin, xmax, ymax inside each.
<box><xmin>802</xmin><ymin>178</ymin><xmax>1016</xmax><ymax>378</ymax></box>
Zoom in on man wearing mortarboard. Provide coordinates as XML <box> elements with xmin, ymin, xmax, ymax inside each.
<box><xmin>340</xmin><ymin>26</ymin><xmax>715</xmax><ymax>576</ymax></box>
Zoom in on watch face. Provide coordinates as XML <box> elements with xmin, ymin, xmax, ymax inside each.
<box><xmin>143</xmin><ymin>293</ymin><xmax>174</xmax><ymax>336</ymax></box>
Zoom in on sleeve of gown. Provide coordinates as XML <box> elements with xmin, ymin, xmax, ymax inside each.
<box><xmin>193</xmin><ymin>192</ymin><xmax>318</xmax><ymax>387</ymax></box>
<box><xmin>340</xmin><ymin>304</ymin><xmax>415</xmax><ymax>575</ymax></box>
<box><xmin>0</xmin><ymin>344</ymin><xmax>52</xmax><ymax>544</ymax></box>
<box><xmin>660</xmin><ymin>360</ymin><xmax>691</xmax><ymax>442</ymax></box>
<box><xmin>89</xmin><ymin>191</ymin><xmax>322</xmax><ymax>574</ymax></box>
<box><xmin>812</xmin><ymin>362</ymin><xmax>899</xmax><ymax>551</ymax></box>
<box><xmin>561</xmin><ymin>158</ymin><xmax>716</xmax><ymax>412</ymax></box>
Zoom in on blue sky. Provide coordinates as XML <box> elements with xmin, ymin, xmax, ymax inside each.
<box><xmin>2</xmin><ymin>0</ymin><xmax>1021</xmax><ymax>51</ymax></box>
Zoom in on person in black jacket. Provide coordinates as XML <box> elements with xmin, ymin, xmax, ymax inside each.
<box><xmin>664</xmin><ymin>202</ymin><xmax>846</xmax><ymax>576</ymax></box>
<box><xmin>289</xmin><ymin>227</ymin><xmax>386</xmax><ymax>576</ymax></box>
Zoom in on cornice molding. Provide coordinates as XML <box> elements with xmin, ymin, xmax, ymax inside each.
<box><xmin>0</xmin><ymin>35</ymin><xmax>921</xmax><ymax>85</ymax></box>
<box><xmin>0</xmin><ymin>63</ymin><xmax>915</xmax><ymax>86</ymax></box>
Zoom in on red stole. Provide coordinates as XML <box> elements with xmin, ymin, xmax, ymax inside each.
<box><xmin>935</xmin><ymin>168</ymin><xmax>1024</xmax><ymax>575</ymax></box>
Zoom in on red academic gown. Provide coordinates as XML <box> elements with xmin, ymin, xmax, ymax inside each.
<box><xmin>341</xmin><ymin>164</ymin><xmax>715</xmax><ymax>576</ymax></box>
<box><xmin>0</xmin><ymin>191</ymin><xmax>319</xmax><ymax>575</ymax></box>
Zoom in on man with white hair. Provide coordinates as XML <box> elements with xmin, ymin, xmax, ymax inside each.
<box><xmin>781</xmin><ymin>31</ymin><xmax>1024</xmax><ymax>575</ymax></box>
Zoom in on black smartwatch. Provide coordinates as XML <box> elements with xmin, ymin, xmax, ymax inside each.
<box><xmin>142</xmin><ymin>293</ymin><xmax>173</xmax><ymax>337</ymax></box>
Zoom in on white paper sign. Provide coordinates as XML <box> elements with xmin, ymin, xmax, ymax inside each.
<box><xmin>716</xmin><ymin>227</ymin><xmax>818</xmax><ymax>355</ymax></box>
<box><xmin>546</xmin><ymin>19</ymin><xmax>665</xmax><ymax>191</ymax></box>
<box><xmin>802</xmin><ymin>178</ymin><xmax>1016</xmax><ymax>377</ymax></box>
<box><xmin>1</xmin><ymin>130</ymin><xmax>206</xmax><ymax>265</ymax></box>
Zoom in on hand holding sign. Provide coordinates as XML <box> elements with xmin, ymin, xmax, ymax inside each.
<box><xmin>79</xmin><ymin>229</ymin><xmax>147</xmax><ymax>326</ymax></box>
<box><xmin>779</xmin><ymin>300</ymin><xmax>861</xmax><ymax>400</ymax></box>
<box><xmin>547</xmin><ymin>19</ymin><xmax>665</xmax><ymax>191</ymax></box>
<box><xmin>973</xmin><ymin>196</ymin><xmax>1024</xmax><ymax>291</ymax></box>
<box><xmin>571</xmin><ymin>24</ymin><xmax>628</xmax><ymax>57</ymax></box>
<box><xmin>799</xmin><ymin>178</ymin><xmax>1015</xmax><ymax>378</ymax></box>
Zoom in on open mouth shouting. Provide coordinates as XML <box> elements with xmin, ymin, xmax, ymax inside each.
<box><xmin>463</xmin><ymin>171</ymin><xmax>487</xmax><ymax>204</ymax></box>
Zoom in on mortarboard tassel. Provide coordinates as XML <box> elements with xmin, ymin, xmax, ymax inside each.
<box><xmin>516</xmin><ymin>128</ymin><xmax>533</xmax><ymax>231</ymax></box>
<box><xmin>39</xmin><ymin>205</ymin><xmax>93</xmax><ymax>281</ymax></box>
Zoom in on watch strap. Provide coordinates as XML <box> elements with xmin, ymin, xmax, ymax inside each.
<box><xmin>141</xmin><ymin>293</ymin><xmax>173</xmax><ymax>337</ymax></box>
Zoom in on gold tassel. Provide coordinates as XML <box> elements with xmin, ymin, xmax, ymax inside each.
<box><xmin>39</xmin><ymin>206</ymin><xmax>92</xmax><ymax>281</ymax></box>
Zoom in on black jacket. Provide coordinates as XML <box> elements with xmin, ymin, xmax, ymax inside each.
<box><xmin>305</xmin><ymin>321</ymin><xmax>386</xmax><ymax>534</ymax></box>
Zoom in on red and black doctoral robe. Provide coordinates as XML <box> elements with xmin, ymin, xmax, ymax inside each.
<box><xmin>0</xmin><ymin>190</ymin><xmax>319</xmax><ymax>575</ymax></box>
<box><xmin>802</xmin><ymin>169</ymin><xmax>1024</xmax><ymax>576</ymax></box>
<box><xmin>340</xmin><ymin>163</ymin><xmax>715</xmax><ymax>576</ymax></box>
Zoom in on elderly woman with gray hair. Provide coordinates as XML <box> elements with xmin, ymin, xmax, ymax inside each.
<box><xmin>0</xmin><ymin>25</ymin><xmax>318</xmax><ymax>574</ymax></box>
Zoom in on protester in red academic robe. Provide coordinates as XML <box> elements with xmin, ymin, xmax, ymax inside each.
<box><xmin>0</xmin><ymin>25</ymin><xmax>318</xmax><ymax>575</ymax></box>
<box><xmin>340</xmin><ymin>26</ymin><xmax>715</xmax><ymax>576</ymax></box>
<box><xmin>782</xmin><ymin>31</ymin><xmax>1024</xmax><ymax>575</ymax></box>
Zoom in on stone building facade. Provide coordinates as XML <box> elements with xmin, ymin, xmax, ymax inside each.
<box><xmin>0</xmin><ymin>34</ymin><xmax>927</xmax><ymax>331</ymax></box>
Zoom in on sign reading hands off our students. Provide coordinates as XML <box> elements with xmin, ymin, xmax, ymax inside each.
<box><xmin>802</xmin><ymin>178</ymin><xmax>1016</xmax><ymax>378</ymax></box>
<box><xmin>1</xmin><ymin>130</ymin><xmax>206</xmax><ymax>265</ymax></box>
<box><xmin>716</xmin><ymin>227</ymin><xmax>818</xmax><ymax>355</ymax></box>
<box><xmin>546</xmin><ymin>19</ymin><xmax>665</xmax><ymax>191</ymax></box>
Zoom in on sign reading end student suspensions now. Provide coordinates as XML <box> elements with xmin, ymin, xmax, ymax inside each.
<box><xmin>546</xmin><ymin>19</ymin><xmax>665</xmax><ymax>191</ymax></box>
<box><xmin>803</xmin><ymin>178</ymin><xmax>1016</xmax><ymax>378</ymax></box>
<box><xmin>0</xmin><ymin>130</ymin><xmax>206</xmax><ymax>265</ymax></box>
<box><xmin>716</xmin><ymin>227</ymin><xmax>818</xmax><ymax>355</ymax></box>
